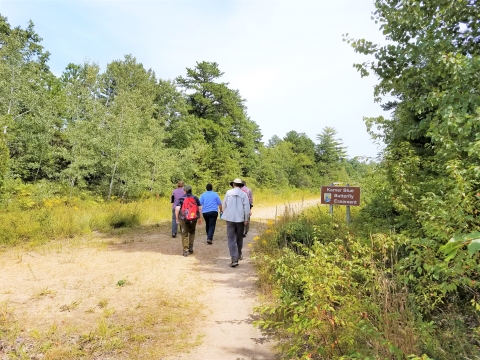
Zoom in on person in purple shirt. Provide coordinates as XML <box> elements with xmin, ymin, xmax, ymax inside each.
<box><xmin>241</xmin><ymin>180</ymin><xmax>253</xmax><ymax>237</ymax></box>
<box><xmin>199</xmin><ymin>183</ymin><xmax>223</xmax><ymax>244</ymax></box>
<box><xmin>171</xmin><ymin>181</ymin><xmax>184</xmax><ymax>238</ymax></box>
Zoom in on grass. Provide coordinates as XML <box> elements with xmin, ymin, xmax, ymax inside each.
<box><xmin>0</xmin><ymin>197</ymin><xmax>171</xmax><ymax>247</ymax></box>
<box><xmin>31</xmin><ymin>288</ymin><xmax>56</xmax><ymax>300</ymax></box>
<box><xmin>0</xmin><ymin>187</ymin><xmax>318</xmax><ymax>248</ymax></box>
<box><xmin>253</xmin><ymin>188</ymin><xmax>318</xmax><ymax>207</ymax></box>
<box><xmin>1</xmin><ymin>293</ymin><xmax>203</xmax><ymax>359</ymax></box>
<box><xmin>0</xmin><ymin>229</ymin><xmax>207</xmax><ymax>359</ymax></box>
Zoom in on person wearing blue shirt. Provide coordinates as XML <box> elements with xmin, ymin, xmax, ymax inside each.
<box><xmin>199</xmin><ymin>183</ymin><xmax>223</xmax><ymax>244</ymax></box>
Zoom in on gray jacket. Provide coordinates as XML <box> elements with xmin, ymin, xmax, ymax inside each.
<box><xmin>222</xmin><ymin>187</ymin><xmax>250</xmax><ymax>223</ymax></box>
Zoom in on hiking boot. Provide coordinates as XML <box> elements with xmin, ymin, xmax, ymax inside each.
<box><xmin>207</xmin><ymin>239</ymin><xmax>212</xmax><ymax>245</ymax></box>
<box><xmin>230</xmin><ymin>261</ymin><xmax>239</xmax><ymax>268</ymax></box>
<box><xmin>183</xmin><ymin>250</ymin><xmax>189</xmax><ymax>257</ymax></box>
<box><xmin>239</xmin><ymin>254</ymin><xmax>243</xmax><ymax>260</ymax></box>
<box><xmin>188</xmin><ymin>246</ymin><xmax>194</xmax><ymax>254</ymax></box>
<box><xmin>172</xmin><ymin>233</ymin><xmax>177</xmax><ymax>238</ymax></box>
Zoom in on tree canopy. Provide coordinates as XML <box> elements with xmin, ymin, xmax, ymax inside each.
<box><xmin>0</xmin><ymin>17</ymin><xmax>363</xmax><ymax>199</ymax></box>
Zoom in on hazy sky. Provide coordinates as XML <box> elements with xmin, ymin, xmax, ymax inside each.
<box><xmin>0</xmin><ymin>0</ymin><xmax>387</xmax><ymax>159</ymax></box>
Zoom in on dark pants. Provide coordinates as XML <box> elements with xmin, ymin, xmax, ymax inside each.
<box><xmin>178</xmin><ymin>219</ymin><xmax>197</xmax><ymax>251</ymax></box>
<box><xmin>244</xmin><ymin>212</ymin><xmax>251</xmax><ymax>235</ymax></box>
<box><xmin>171</xmin><ymin>209</ymin><xmax>178</xmax><ymax>234</ymax></box>
<box><xmin>203</xmin><ymin>211</ymin><xmax>218</xmax><ymax>240</ymax></box>
<box><xmin>226</xmin><ymin>221</ymin><xmax>245</xmax><ymax>262</ymax></box>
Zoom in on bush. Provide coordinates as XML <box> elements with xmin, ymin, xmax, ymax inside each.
<box><xmin>107</xmin><ymin>211</ymin><xmax>141</xmax><ymax>229</ymax></box>
<box><xmin>254</xmin><ymin>237</ymin><xmax>419</xmax><ymax>359</ymax></box>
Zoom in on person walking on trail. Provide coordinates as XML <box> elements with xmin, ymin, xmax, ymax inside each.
<box><xmin>199</xmin><ymin>183</ymin><xmax>223</xmax><ymax>245</ymax></box>
<box><xmin>222</xmin><ymin>178</ymin><xmax>250</xmax><ymax>268</ymax></box>
<box><xmin>171</xmin><ymin>181</ymin><xmax>184</xmax><ymax>238</ymax></box>
<box><xmin>175</xmin><ymin>185</ymin><xmax>202</xmax><ymax>257</ymax></box>
<box><xmin>241</xmin><ymin>180</ymin><xmax>253</xmax><ymax>238</ymax></box>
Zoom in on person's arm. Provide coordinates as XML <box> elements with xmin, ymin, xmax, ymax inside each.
<box><xmin>222</xmin><ymin>194</ymin><xmax>228</xmax><ymax>212</ymax></box>
<box><xmin>175</xmin><ymin>205</ymin><xmax>181</xmax><ymax>223</ymax></box>
<box><xmin>243</xmin><ymin>194</ymin><xmax>250</xmax><ymax>223</ymax></box>
<box><xmin>216</xmin><ymin>194</ymin><xmax>223</xmax><ymax>213</ymax></box>
<box><xmin>195</xmin><ymin>197</ymin><xmax>203</xmax><ymax>223</ymax></box>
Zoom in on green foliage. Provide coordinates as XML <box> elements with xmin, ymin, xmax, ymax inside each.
<box><xmin>253</xmin><ymin>205</ymin><xmax>480</xmax><ymax>359</ymax></box>
<box><xmin>105</xmin><ymin>209</ymin><xmax>141</xmax><ymax>229</ymax></box>
<box><xmin>0</xmin><ymin>13</ymin><xmax>365</xmax><ymax>199</ymax></box>
<box><xmin>315</xmin><ymin>127</ymin><xmax>347</xmax><ymax>175</ymax></box>
<box><xmin>176</xmin><ymin>61</ymin><xmax>262</xmax><ymax>178</ymax></box>
<box><xmin>0</xmin><ymin>137</ymin><xmax>8</xmax><ymax>188</ymax></box>
<box><xmin>346</xmin><ymin>0</ymin><xmax>480</xmax><ymax>238</ymax></box>
<box><xmin>344</xmin><ymin>3</ymin><xmax>480</xmax><ymax>355</ymax></box>
<box><xmin>253</xmin><ymin>209</ymin><xmax>423</xmax><ymax>359</ymax></box>
<box><xmin>440</xmin><ymin>232</ymin><xmax>480</xmax><ymax>261</ymax></box>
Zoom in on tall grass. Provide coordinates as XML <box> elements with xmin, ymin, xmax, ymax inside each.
<box><xmin>0</xmin><ymin>197</ymin><xmax>171</xmax><ymax>246</ymax></box>
<box><xmin>253</xmin><ymin>187</ymin><xmax>318</xmax><ymax>206</ymax></box>
<box><xmin>0</xmin><ymin>187</ymin><xmax>315</xmax><ymax>247</ymax></box>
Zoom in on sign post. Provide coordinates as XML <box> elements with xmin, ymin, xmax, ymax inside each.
<box><xmin>329</xmin><ymin>183</ymin><xmax>334</xmax><ymax>215</ymax></box>
<box><xmin>346</xmin><ymin>184</ymin><xmax>351</xmax><ymax>224</ymax></box>
<box><xmin>321</xmin><ymin>184</ymin><xmax>361</xmax><ymax>224</ymax></box>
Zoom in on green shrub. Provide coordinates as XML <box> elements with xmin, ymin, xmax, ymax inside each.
<box><xmin>254</xmin><ymin>237</ymin><xmax>419</xmax><ymax>359</ymax></box>
<box><xmin>107</xmin><ymin>211</ymin><xmax>141</xmax><ymax>229</ymax></box>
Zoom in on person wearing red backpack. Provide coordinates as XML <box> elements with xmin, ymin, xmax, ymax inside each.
<box><xmin>175</xmin><ymin>185</ymin><xmax>202</xmax><ymax>257</ymax></box>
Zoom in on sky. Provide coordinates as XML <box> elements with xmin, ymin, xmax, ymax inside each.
<box><xmin>0</xmin><ymin>0</ymin><xmax>388</xmax><ymax>159</ymax></box>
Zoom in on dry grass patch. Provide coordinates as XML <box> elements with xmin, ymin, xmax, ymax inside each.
<box><xmin>0</xmin><ymin>229</ymin><xmax>207</xmax><ymax>359</ymax></box>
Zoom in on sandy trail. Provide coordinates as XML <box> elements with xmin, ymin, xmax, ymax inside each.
<box><xmin>172</xmin><ymin>198</ymin><xmax>321</xmax><ymax>360</ymax></box>
<box><xmin>0</xmin><ymin>198</ymin><xmax>321</xmax><ymax>360</ymax></box>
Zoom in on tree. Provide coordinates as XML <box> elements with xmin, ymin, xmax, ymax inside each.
<box><xmin>348</xmin><ymin>0</ymin><xmax>480</xmax><ymax>237</ymax></box>
<box><xmin>348</xmin><ymin>1</ymin><xmax>480</xmax><ymax>354</ymax></box>
<box><xmin>59</xmin><ymin>62</ymin><xmax>104</xmax><ymax>193</ymax></box>
<box><xmin>96</xmin><ymin>55</ymin><xmax>172</xmax><ymax>199</ymax></box>
<box><xmin>315</xmin><ymin>127</ymin><xmax>347</xmax><ymax>171</ymax></box>
<box><xmin>153</xmin><ymin>79</ymin><xmax>202</xmax><ymax>150</ymax></box>
<box><xmin>0</xmin><ymin>16</ymin><xmax>61</xmax><ymax>182</ymax></box>
<box><xmin>0</xmin><ymin>137</ymin><xmax>8</xmax><ymax>189</ymax></box>
<box><xmin>266</xmin><ymin>135</ymin><xmax>282</xmax><ymax>148</ymax></box>
<box><xmin>283</xmin><ymin>131</ymin><xmax>316</xmax><ymax>163</ymax></box>
<box><xmin>176</xmin><ymin>61</ymin><xmax>262</xmax><ymax>177</ymax></box>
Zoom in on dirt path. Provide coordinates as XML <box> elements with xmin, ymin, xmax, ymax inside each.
<box><xmin>0</xmin><ymin>198</ymin><xmax>321</xmax><ymax>359</ymax></box>
<box><xmin>170</xmin><ymin>198</ymin><xmax>321</xmax><ymax>359</ymax></box>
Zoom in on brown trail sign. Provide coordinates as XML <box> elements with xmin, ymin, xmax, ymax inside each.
<box><xmin>321</xmin><ymin>185</ymin><xmax>361</xmax><ymax>206</ymax></box>
<box><xmin>321</xmin><ymin>185</ymin><xmax>361</xmax><ymax>224</ymax></box>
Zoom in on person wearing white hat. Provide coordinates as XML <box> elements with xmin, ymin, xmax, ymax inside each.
<box><xmin>222</xmin><ymin>178</ymin><xmax>250</xmax><ymax>267</ymax></box>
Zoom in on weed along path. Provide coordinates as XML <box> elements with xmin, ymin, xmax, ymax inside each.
<box><xmin>0</xmin><ymin>198</ymin><xmax>320</xmax><ymax>360</ymax></box>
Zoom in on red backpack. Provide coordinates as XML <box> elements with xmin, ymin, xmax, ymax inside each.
<box><xmin>181</xmin><ymin>197</ymin><xmax>198</xmax><ymax>221</ymax></box>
